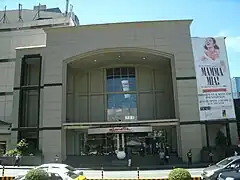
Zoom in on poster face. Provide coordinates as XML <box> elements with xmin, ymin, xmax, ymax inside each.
<box><xmin>191</xmin><ymin>37</ymin><xmax>235</xmax><ymax>121</ymax></box>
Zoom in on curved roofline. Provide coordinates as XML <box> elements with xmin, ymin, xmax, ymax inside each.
<box><xmin>44</xmin><ymin>19</ymin><xmax>193</xmax><ymax>32</ymax></box>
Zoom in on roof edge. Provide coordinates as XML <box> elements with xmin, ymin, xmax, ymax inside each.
<box><xmin>44</xmin><ymin>19</ymin><xmax>193</xmax><ymax>32</ymax></box>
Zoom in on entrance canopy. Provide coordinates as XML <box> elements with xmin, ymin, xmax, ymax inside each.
<box><xmin>62</xmin><ymin>119</ymin><xmax>179</xmax><ymax>130</ymax></box>
<box><xmin>88</xmin><ymin>126</ymin><xmax>152</xmax><ymax>134</ymax></box>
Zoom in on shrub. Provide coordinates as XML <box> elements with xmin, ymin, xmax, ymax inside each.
<box><xmin>16</xmin><ymin>139</ymin><xmax>28</xmax><ymax>154</ymax></box>
<box><xmin>168</xmin><ymin>168</ymin><xmax>192</xmax><ymax>180</ymax></box>
<box><xmin>4</xmin><ymin>149</ymin><xmax>21</xmax><ymax>156</ymax></box>
<box><xmin>24</xmin><ymin>169</ymin><xmax>49</xmax><ymax>180</ymax></box>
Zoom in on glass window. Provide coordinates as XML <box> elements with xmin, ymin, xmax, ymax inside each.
<box><xmin>21</xmin><ymin>57</ymin><xmax>41</xmax><ymax>86</ymax></box>
<box><xmin>106</xmin><ymin>67</ymin><xmax>136</xmax><ymax>92</ymax></box>
<box><xmin>19</xmin><ymin>89</ymin><xmax>40</xmax><ymax>127</ymax></box>
<box><xmin>107</xmin><ymin>94</ymin><xmax>137</xmax><ymax>121</ymax></box>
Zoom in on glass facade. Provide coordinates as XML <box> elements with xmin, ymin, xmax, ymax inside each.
<box><xmin>232</xmin><ymin>77</ymin><xmax>240</xmax><ymax>99</ymax></box>
<box><xmin>66</xmin><ymin>127</ymin><xmax>177</xmax><ymax>156</ymax></box>
<box><xmin>106</xmin><ymin>67</ymin><xmax>137</xmax><ymax>121</ymax></box>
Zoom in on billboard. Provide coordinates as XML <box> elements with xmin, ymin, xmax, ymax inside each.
<box><xmin>192</xmin><ymin>37</ymin><xmax>235</xmax><ymax>121</ymax></box>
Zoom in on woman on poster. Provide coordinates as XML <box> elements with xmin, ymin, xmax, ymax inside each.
<box><xmin>201</xmin><ymin>37</ymin><xmax>226</xmax><ymax>72</ymax></box>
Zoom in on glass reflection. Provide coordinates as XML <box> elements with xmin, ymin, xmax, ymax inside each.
<box><xmin>106</xmin><ymin>67</ymin><xmax>137</xmax><ymax>121</ymax></box>
<box><xmin>106</xmin><ymin>67</ymin><xmax>136</xmax><ymax>92</ymax></box>
<box><xmin>107</xmin><ymin>94</ymin><xmax>137</xmax><ymax>121</ymax></box>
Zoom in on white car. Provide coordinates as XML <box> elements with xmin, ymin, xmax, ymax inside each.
<box><xmin>15</xmin><ymin>163</ymin><xmax>81</xmax><ymax>179</ymax></box>
<box><xmin>17</xmin><ymin>168</ymin><xmax>79</xmax><ymax>180</ymax></box>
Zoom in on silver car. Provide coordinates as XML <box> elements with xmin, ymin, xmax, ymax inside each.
<box><xmin>202</xmin><ymin>156</ymin><xmax>240</xmax><ymax>179</ymax></box>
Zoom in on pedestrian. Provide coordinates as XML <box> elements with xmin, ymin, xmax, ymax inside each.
<box><xmin>163</xmin><ymin>146</ymin><xmax>169</xmax><ymax>164</ymax></box>
<box><xmin>187</xmin><ymin>149</ymin><xmax>192</xmax><ymax>167</ymax></box>
<box><xmin>14</xmin><ymin>153</ymin><xmax>21</xmax><ymax>166</ymax></box>
<box><xmin>75</xmin><ymin>172</ymin><xmax>87</xmax><ymax>180</ymax></box>
<box><xmin>209</xmin><ymin>151</ymin><xmax>214</xmax><ymax>163</ymax></box>
<box><xmin>55</xmin><ymin>155</ymin><xmax>59</xmax><ymax>163</ymax></box>
<box><xmin>159</xmin><ymin>149</ymin><xmax>165</xmax><ymax>165</ymax></box>
<box><xmin>127</xmin><ymin>146</ymin><xmax>132</xmax><ymax>167</ymax></box>
<box><xmin>234</xmin><ymin>151</ymin><xmax>238</xmax><ymax>156</ymax></box>
<box><xmin>140</xmin><ymin>142</ymin><xmax>145</xmax><ymax>157</ymax></box>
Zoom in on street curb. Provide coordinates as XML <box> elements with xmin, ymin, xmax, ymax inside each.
<box><xmin>0</xmin><ymin>177</ymin><xmax>14</xmax><ymax>180</ymax></box>
<box><xmin>0</xmin><ymin>178</ymin><xmax>202</xmax><ymax>180</ymax></box>
<box><xmin>86</xmin><ymin>178</ymin><xmax>202</xmax><ymax>180</ymax></box>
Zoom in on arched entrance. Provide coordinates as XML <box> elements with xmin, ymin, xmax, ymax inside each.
<box><xmin>62</xmin><ymin>48</ymin><xmax>180</xmax><ymax>167</ymax></box>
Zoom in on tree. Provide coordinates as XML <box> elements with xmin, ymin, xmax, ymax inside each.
<box><xmin>24</xmin><ymin>169</ymin><xmax>49</xmax><ymax>180</ymax></box>
<box><xmin>215</xmin><ymin>130</ymin><xmax>227</xmax><ymax>147</ymax></box>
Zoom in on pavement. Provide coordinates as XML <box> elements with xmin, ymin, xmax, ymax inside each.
<box><xmin>0</xmin><ymin>166</ymin><xmax>204</xmax><ymax>178</ymax></box>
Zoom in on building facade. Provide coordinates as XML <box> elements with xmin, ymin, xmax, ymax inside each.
<box><xmin>0</xmin><ymin>4</ymin><xmax>78</xmax><ymax>155</ymax></box>
<box><xmin>232</xmin><ymin>77</ymin><xmax>240</xmax><ymax>99</ymax></box>
<box><xmin>10</xmin><ymin>20</ymin><xmax>239</xmax><ymax>166</ymax></box>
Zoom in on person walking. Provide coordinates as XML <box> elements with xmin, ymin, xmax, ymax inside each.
<box><xmin>187</xmin><ymin>149</ymin><xmax>192</xmax><ymax>167</ymax></box>
<box><xmin>127</xmin><ymin>146</ymin><xmax>132</xmax><ymax>167</ymax></box>
<box><xmin>55</xmin><ymin>155</ymin><xmax>59</xmax><ymax>163</ymax></box>
<box><xmin>14</xmin><ymin>153</ymin><xmax>21</xmax><ymax>166</ymax></box>
<box><xmin>159</xmin><ymin>149</ymin><xmax>165</xmax><ymax>165</ymax></box>
<box><xmin>209</xmin><ymin>150</ymin><xmax>214</xmax><ymax>163</ymax></box>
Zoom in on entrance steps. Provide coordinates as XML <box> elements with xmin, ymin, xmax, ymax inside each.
<box><xmin>65</xmin><ymin>153</ymin><xmax>183</xmax><ymax>168</ymax></box>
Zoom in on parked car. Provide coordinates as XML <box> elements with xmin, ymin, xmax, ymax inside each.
<box><xmin>218</xmin><ymin>170</ymin><xmax>240</xmax><ymax>180</ymax></box>
<box><xmin>17</xmin><ymin>168</ymin><xmax>79</xmax><ymax>180</ymax></box>
<box><xmin>15</xmin><ymin>163</ymin><xmax>81</xmax><ymax>180</ymax></box>
<box><xmin>202</xmin><ymin>156</ymin><xmax>240</xmax><ymax>179</ymax></box>
<box><xmin>211</xmin><ymin>164</ymin><xmax>240</xmax><ymax>180</ymax></box>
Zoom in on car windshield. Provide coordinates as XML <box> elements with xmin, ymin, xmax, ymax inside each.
<box><xmin>216</xmin><ymin>158</ymin><xmax>234</xmax><ymax>167</ymax></box>
<box><xmin>66</xmin><ymin>171</ymin><xmax>79</xmax><ymax>179</ymax></box>
<box><xmin>65</xmin><ymin>165</ymin><xmax>76</xmax><ymax>171</ymax></box>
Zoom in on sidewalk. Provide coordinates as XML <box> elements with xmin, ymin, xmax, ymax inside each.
<box><xmin>0</xmin><ymin>163</ymin><xmax>209</xmax><ymax>170</ymax></box>
<box><xmin>76</xmin><ymin>163</ymin><xmax>209</xmax><ymax>171</ymax></box>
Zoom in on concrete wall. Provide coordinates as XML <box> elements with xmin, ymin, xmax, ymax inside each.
<box><xmin>41</xmin><ymin>20</ymin><xmax>200</xmax><ymax>162</ymax></box>
<box><xmin>13</xmin><ymin>20</ymin><xmax>203</xmax><ymax>163</ymax></box>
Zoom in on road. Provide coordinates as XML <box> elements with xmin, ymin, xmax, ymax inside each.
<box><xmin>0</xmin><ymin>166</ymin><xmax>204</xmax><ymax>178</ymax></box>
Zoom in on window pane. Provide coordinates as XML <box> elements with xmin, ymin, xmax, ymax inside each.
<box><xmin>106</xmin><ymin>68</ymin><xmax>113</xmax><ymax>77</ymax></box>
<box><xmin>107</xmin><ymin>94</ymin><xmax>137</xmax><ymax>121</ymax></box>
<box><xmin>20</xmin><ymin>89</ymin><xmax>40</xmax><ymax>127</ymax></box>
<box><xmin>106</xmin><ymin>68</ymin><xmax>136</xmax><ymax>93</ymax></box>
<box><xmin>21</xmin><ymin>57</ymin><xmax>41</xmax><ymax>86</ymax></box>
<box><xmin>128</xmin><ymin>67</ymin><xmax>135</xmax><ymax>76</ymax></box>
<box><xmin>121</xmin><ymin>67</ymin><xmax>128</xmax><ymax>77</ymax></box>
<box><xmin>114</xmin><ymin>68</ymin><xmax>120</xmax><ymax>76</ymax></box>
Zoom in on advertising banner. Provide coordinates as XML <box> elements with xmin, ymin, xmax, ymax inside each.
<box><xmin>192</xmin><ymin>37</ymin><xmax>235</xmax><ymax>121</ymax></box>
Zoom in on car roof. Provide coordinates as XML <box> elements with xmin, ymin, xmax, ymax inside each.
<box><xmin>39</xmin><ymin>163</ymin><xmax>68</xmax><ymax>167</ymax></box>
<box><xmin>229</xmin><ymin>156</ymin><xmax>240</xmax><ymax>160</ymax></box>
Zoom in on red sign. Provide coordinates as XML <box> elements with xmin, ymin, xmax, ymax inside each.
<box><xmin>108</xmin><ymin>127</ymin><xmax>132</xmax><ymax>133</ymax></box>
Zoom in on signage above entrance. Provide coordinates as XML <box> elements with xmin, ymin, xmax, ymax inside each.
<box><xmin>88</xmin><ymin>126</ymin><xmax>152</xmax><ymax>134</ymax></box>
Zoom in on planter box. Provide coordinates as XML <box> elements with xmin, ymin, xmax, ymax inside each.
<box><xmin>0</xmin><ymin>156</ymin><xmax>43</xmax><ymax>166</ymax></box>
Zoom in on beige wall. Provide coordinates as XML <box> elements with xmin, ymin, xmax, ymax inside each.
<box><xmin>180</xmin><ymin>124</ymin><xmax>204</xmax><ymax>162</ymax></box>
<box><xmin>0</xmin><ymin>29</ymin><xmax>46</xmax><ymax>124</ymax></box>
<box><xmin>12</xmin><ymin>20</ymin><xmax>204</xmax><ymax>163</ymax></box>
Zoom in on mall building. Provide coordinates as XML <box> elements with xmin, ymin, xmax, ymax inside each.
<box><xmin>8</xmin><ymin>19</ymin><xmax>238</xmax><ymax>166</ymax></box>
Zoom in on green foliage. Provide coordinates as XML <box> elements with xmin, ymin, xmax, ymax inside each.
<box><xmin>4</xmin><ymin>139</ymin><xmax>29</xmax><ymax>156</ymax></box>
<box><xmin>168</xmin><ymin>168</ymin><xmax>192</xmax><ymax>180</ymax></box>
<box><xmin>16</xmin><ymin>139</ymin><xmax>28</xmax><ymax>154</ymax></box>
<box><xmin>4</xmin><ymin>148</ymin><xmax>21</xmax><ymax>156</ymax></box>
<box><xmin>24</xmin><ymin>169</ymin><xmax>49</xmax><ymax>180</ymax></box>
<box><xmin>215</xmin><ymin>130</ymin><xmax>227</xmax><ymax>147</ymax></box>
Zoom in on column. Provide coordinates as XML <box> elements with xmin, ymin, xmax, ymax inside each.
<box><xmin>121</xmin><ymin>134</ymin><xmax>125</xmax><ymax>149</ymax></box>
<box><xmin>116</xmin><ymin>134</ymin><xmax>120</xmax><ymax>150</ymax></box>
